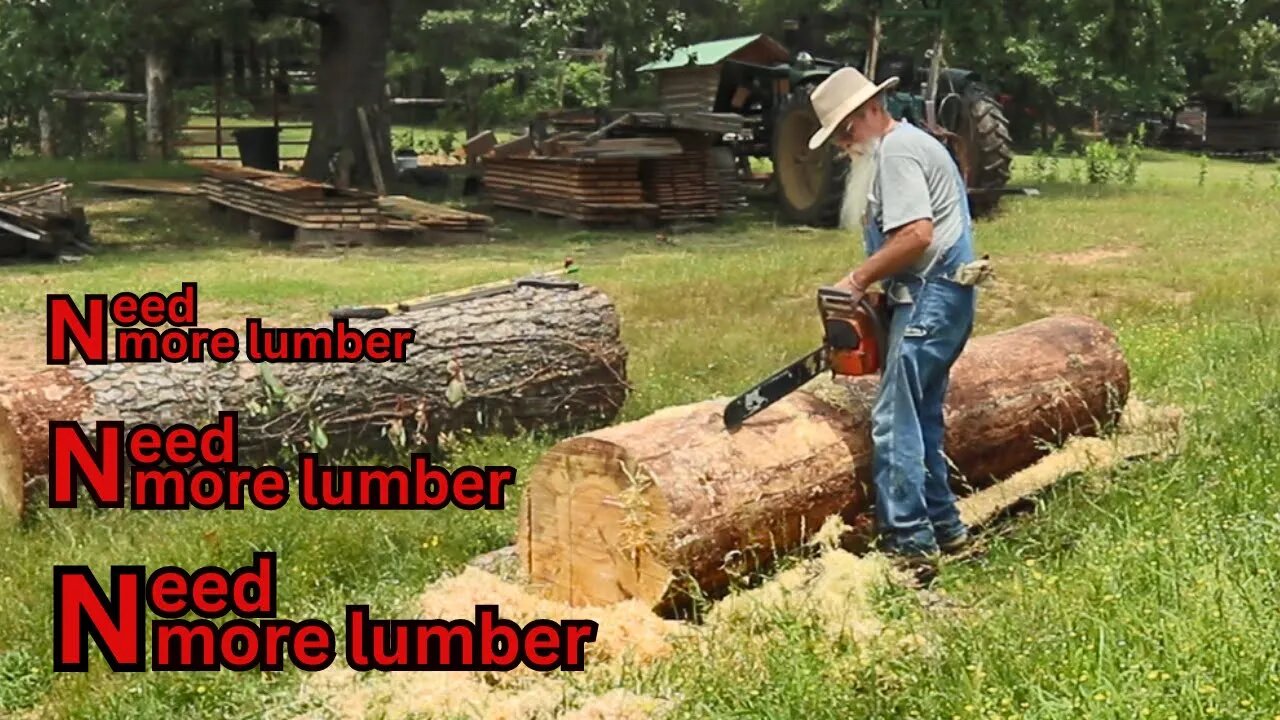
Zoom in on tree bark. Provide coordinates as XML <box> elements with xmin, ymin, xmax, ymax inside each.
<box><xmin>145</xmin><ymin>47</ymin><xmax>173</xmax><ymax>160</ymax></box>
<box><xmin>0</xmin><ymin>285</ymin><xmax>628</xmax><ymax>491</ymax></box>
<box><xmin>300</xmin><ymin>0</ymin><xmax>395</xmax><ymax>188</ymax></box>
<box><xmin>248</xmin><ymin>39</ymin><xmax>263</xmax><ymax>101</ymax></box>
<box><xmin>38</xmin><ymin>106</ymin><xmax>55</xmax><ymax>158</ymax></box>
<box><xmin>233</xmin><ymin>41</ymin><xmax>248</xmax><ymax>97</ymax></box>
<box><xmin>518</xmin><ymin>315</ymin><xmax>1130</xmax><ymax>613</ymax></box>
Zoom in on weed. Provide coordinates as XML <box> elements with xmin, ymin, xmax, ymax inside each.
<box><xmin>1085</xmin><ymin>140</ymin><xmax>1120</xmax><ymax>185</ymax></box>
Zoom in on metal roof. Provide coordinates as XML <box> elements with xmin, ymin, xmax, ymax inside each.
<box><xmin>637</xmin><ymin>34</ymin><xmax>787</xmax><ymax>72</ymax></box>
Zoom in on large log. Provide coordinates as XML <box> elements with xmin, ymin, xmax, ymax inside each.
<box><xmin>518</xmin><ymin>315</ymin><xmax>1129</xmax><ymax>613</ymax></box>
<box><xmin>0</xmin><ymin>284</ymin><xmax>627</xmax><ymax>486</ymax></box>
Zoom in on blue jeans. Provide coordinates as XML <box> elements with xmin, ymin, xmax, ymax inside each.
<box><xmin>871</xmin><ymin>277</ymin><xmax>976</xmax><ymax>555</ymax></box>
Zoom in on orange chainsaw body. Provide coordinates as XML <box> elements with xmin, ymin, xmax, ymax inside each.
<box><xmin>818</xmin><ymin>288</ymin><xmax>886</xmax><ymax>377</ymax></box>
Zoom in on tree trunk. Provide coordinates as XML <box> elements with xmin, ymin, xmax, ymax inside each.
<box><xmin>248</xmin><ymin>39</ymin><xmax>262</xmax><ymax>101</ymax></box>
<box><xmin>233</xmin><ymin>41</ymin><xmax>248</xmax><ymax>97</ymax></box>
<box><xmin>300</xmin><ymin>0</ymin><xmax>395</xmax><ymax>188</ymax></box>
<box><xmin>38</xmin><ymin>106</ymin><xmax>55</xmax><ymax>158</ymax></box>
<box><xmin>518</xmin><ymin>315</ymin><xmax>1130</xmax><ymax>613</ymax></box>
<box><xmin>145</xmin><ymin>47</ymin><xmax>173</xmax><ymax>160</ymax></box>
<box><xmin>0</xmin><ymin>285</ymin><xmax>628</xmax><ymax>491</ymax></box>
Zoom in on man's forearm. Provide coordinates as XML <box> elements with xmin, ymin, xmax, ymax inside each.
<box><xmin>848</xmin><ymin>219</ymin><xmax>933</xmax><ymax>290</ymax></box>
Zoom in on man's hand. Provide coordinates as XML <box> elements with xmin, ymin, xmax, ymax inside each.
<box><xmin>833</xmin><ymin>272</ymin><xmax>867</xmax><ymax>304</ymax></box>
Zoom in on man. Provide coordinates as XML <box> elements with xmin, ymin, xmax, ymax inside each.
<box><xmin>807</xmin><ymin>67</ymin><xmax>984</xmax><ymax>578</ymax></box>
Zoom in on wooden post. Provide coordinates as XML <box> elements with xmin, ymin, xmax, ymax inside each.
<box><xmin>357</xmin><ymin>106</ymin><xmax>387</xmax><ymax>196</ymax></box>
<box><xmin>38</xmin><ymin>105</ymin><xmax>55</xmax><ymax>158</ymax></box>
<box><xmin>865</xmin><ymin>11</ymin><xmax>882</xmax><ymax>80</ymax></box>
<box><xmin>125</xmin><ymin>104</ymin><xmax>138</xmax><ymax>161</ymax></box>
<box><xmin>215</xmin><ymin>74</ymin><xmax>224</xmax><ymax>160</ymax></box>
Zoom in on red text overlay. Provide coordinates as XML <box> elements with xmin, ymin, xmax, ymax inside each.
<box><xmin>52</xmin><ymin>555</ymin><xmax>597</xmax><ymax>672</ymax></box>
<box><xmin>47</xmin><ymin>283</ymin><xmax>415</xmax><ymax>364</ymax></box>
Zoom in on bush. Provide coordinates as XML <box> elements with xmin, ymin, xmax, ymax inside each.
<box><xmin>1084</xmin><ymin>140</ymin><xmax>1120</xmax><ymax>184</ymax></box>
<box><xmin>1118</xmin><ymin>125</ymin><xmax>1145</xmax><ymax>185</ymax></box>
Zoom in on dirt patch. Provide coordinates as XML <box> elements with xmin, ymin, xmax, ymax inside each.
<box><xmin>0</xmin><ymin>320</ymin><xmax>47</xmax><ymax>378</ymax></box>
<box><xmin>1043</xmin><ymin>246</ymin><xmax>1139</xmax><ymax>266</ymax></box>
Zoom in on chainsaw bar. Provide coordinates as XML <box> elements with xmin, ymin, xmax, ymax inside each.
<box><xmin>723</xmin><ymin>347</ymin><xmax>828</xmax><ymax>429</ymax></box>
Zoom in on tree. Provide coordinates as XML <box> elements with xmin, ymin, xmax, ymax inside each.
<box><xmin>253</xmin><ymin>0</ymin><xmax>394</xmax><ymax>187</ymax></box>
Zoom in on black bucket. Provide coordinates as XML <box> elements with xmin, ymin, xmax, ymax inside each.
<box><xmin>233</xmin><ymin>127</ymin><xmax>281</xmax><ymax>171</ymax></box>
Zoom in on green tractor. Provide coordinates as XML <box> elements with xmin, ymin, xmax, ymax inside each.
<box><xmin>717</xmin><ymin>9</ymin><xmax>1014</xmax><ymax>225</ymax></box>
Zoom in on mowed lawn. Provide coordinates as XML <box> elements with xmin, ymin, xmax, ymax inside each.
<box><xmin>0</xmin><ymin>151</ymin><xmax>1278</xmax><ymax>718</ymax></box>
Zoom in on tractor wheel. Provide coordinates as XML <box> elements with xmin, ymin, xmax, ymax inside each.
<box><xmin>771</xmin><ymin>87</ymin><xmax>848</xmax><ymax>227</ymax></box>
<box><xmin>947</xmin><ymin>83</ymin><xmax>1013</xmax><ymax>217</ymax></box>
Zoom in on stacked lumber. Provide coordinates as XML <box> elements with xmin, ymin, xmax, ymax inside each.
<box><xmin>709</xmin><ymin>147</ymin><xmax>747</xmax><ymax>211</ymax></box>
<box><xmin>0</xmin><ymin>181</ymin><xmax>93</xmax><ymax>261</ymax></box>
<box><xmin>552</xmin><ymin>137</ymin><xmax>685</xmax><ymax>160</ymax></box>
<box><xmin>484</xmin><ymin>157</ymin><xmax>658</xmax><ymax>224</ymax></box>
<box><xmin>645</xmin><ymin>151</ymin><xmax>721</xmax><ymax>221</ymax></box>
<box><xmin>377</xmin><ymin>195</ymin><xmax>494</xmax><ymax>234</ymax></box>
<box><xmin>195</xmin><ymin>162</ymin><xmax>414</xmax><ymax>231</ymax></box>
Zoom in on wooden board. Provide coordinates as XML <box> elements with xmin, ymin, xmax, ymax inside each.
<box><xmin>89</xmin><ymin>178</ymin><xmax>200</xmax><ymax>196</ymax></box>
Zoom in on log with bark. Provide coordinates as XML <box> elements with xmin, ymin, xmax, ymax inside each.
<box><xmin>517</xmin><ymin>314</ymin><xmax>1130</xmax><ymax>613</ymax></box>
<box><xmin>0</xmin><ymin>284</ymin><xmax>628</xmax><ymax>491</ymax></box>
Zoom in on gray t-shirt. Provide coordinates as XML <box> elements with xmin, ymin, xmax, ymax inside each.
<box><xmin>868</xmin><ymin>122</ymin><xmax>969</xmax><ymax>275</ymax></box>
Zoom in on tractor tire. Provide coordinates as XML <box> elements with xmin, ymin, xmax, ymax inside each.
<box><xmin>952</xmin><ymin>84</ymin><xmax>1013</xmax><ymax>217</ymax></box>
<box><xmin>771</xmin><ymin>87</ymin><xmax>848</xmax><ymax>227</ymax></box>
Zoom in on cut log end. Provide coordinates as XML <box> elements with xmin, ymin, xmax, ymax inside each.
<box><xmin>520</xmin><ymin>436</ymin><xmax>675</xmax><ymax>608</ymax></box>
<box><xmin>0</xmin><ymin>407</ymin><xmax>24</xmax><ymax>520</ymax></box>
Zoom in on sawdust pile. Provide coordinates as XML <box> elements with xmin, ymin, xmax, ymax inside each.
<box><xmin>706</xmin><ymin>516</ymin><xmax>899</xmax><ymax>645</ymax></box>
<box><xmin>297</xmin><ymin>566</ymin><xmax>686</xmax><ymax>720</ymax></box>
<box><xmin>958</xmin><ymin>398</ymin><xmax>1184</xmax><ymax>529</ymax></box>
<box><xmin>298</xmin><ymin>399</ymin><xmax>1183</xmax><ymax>720</ymax></box>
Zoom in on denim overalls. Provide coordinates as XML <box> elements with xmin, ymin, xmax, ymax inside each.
<box><xmin>863</xmin><ymin>144</ymin><xmax>978</xmax><ymax>555</ymax></box>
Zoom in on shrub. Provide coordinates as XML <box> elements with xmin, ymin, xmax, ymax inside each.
<box><xmin>1084</xmin><ymin>140</ymin><xmax>1120</xmax><ymax>185</ymax></box>
<box><xmin>1119</xmin><ymin>125</ymin><xmax>1145</xmax><ymax>185</ymax></box>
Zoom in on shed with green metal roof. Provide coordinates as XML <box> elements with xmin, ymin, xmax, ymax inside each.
<box><xmin>638</xmin><ymin>34</ymin><xmax>789</xmax><ymax>114</ymax></box>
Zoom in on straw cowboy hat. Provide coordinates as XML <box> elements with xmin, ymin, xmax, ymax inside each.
<box><xmin>807</xmin><ymin>67</ymin><xmax>900</xmax><ymax>150</ymax></box>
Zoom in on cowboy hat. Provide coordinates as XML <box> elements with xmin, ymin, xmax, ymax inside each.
<box><xmin>806</xmin><ymin>67</ymin><xmax>900</xmax><ymax>150</ymax></box>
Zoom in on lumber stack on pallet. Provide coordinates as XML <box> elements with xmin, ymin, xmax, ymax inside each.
<box><xmin>195</xmin><ymin>162</ymin><xmax>413</xmax><ymax>232</ymax></box>
<box><xmin>484</xmin><ymin>157</ymin><xmax>658</xmax><ymax>224</ymax></box>
<box><xmin>0</xmin><ymin>181</ymin><xmax>93</xmax><ymax>262</ymax></box>
<box><xmin>645</xmin><ymin>151</ymin><xmax>721</xmax><ymax>221</ymax></box>
<box><xmin>709</xmin><ymin>147</ymin><xmax>747</xmax><ymax>211</ymax></box>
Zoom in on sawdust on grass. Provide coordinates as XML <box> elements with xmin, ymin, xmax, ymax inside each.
<box><xmin>298</xmin><ymin>400</ymin><xmax>1184</xmax><ymax>720</ymax></box>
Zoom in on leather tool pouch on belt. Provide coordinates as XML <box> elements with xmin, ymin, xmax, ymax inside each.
<box><xmin>950</xmin><ymin>256</ymin><xmax>996</xmax><ymax>287</ymax></box>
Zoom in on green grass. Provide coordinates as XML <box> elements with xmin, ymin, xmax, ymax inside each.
<box><xmin>0</xmin><ymin>152</ymin><xmax>1279</xmax><ymax>718</ymax></box>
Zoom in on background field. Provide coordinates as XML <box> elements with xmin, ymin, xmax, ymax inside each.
<box><xmin>1</xmin><ymin>151</ymin><xmax>1279</xmax><ymax>718</ymax></box>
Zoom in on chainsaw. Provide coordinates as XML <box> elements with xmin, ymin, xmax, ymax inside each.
<box><xmin>723</xmin><ymin>287</ymin><xmax>889</xmax><ymax>429</ymax></box>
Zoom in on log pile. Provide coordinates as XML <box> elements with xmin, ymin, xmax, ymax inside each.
<box><xmin>517</xmin><ymin>315</ymin><xmax>1131</xmax><ymax>613</ymax></box>
<box><xmin>0</xmin><ymin>181</ymin><xmax>93</xmax><ymax>262</ymax></box>
<box><xmin>0</xmin><ymin>283</ymin><xmax>629</xmax><ymax>511</ymax></box>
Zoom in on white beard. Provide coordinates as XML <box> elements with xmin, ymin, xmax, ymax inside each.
<box><xmin>839</xmin><ymin>139</ymin><xmax>880</xmax><ymax>233</ymax></box>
